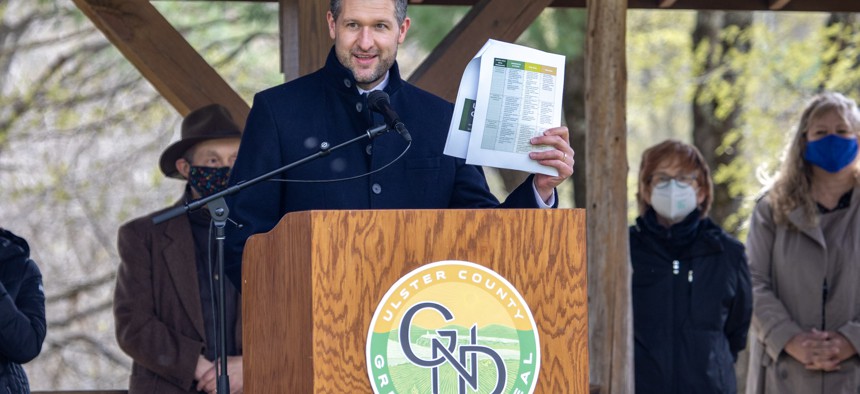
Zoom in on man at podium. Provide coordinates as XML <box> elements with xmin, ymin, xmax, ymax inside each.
<box><xmin>224</xmin><ymin>0</ymin><xmax>574</xmax><ymax>291</ymax></box>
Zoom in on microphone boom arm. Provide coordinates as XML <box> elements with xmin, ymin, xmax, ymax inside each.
<box><xmin>152</xmin><ymin>123</ymin><xmax>390</xmax><ymax>224</ymax></box>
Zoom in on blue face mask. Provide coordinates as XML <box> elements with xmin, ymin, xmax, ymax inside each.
<box><xmin>804</xmin><ymin>134</ymin><xmax>859</xmax><ymax>173</ymax></box>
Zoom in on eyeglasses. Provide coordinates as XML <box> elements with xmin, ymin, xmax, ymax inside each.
<box><xmin>651</xmin><ymin>172</ymin><xmax>697</xmax><ymax>189</ymax></box>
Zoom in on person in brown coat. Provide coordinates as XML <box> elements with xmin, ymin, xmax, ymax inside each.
<box><xmin>114</xmin><ymin>104</ymin><xmax>244</xmax><ymax>394</ymax></box>
<box><xmin>746</xmin><ymin>92</ymin><xmax>860</xmax><ymax>393</ymax></box>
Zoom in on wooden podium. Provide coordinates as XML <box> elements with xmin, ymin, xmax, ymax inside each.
<box><xmin>242</xmin><ymin>209</ymin><xmax>588</xmax><ymax>393</ymax></box>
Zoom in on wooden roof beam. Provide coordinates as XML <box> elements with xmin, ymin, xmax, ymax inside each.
<box><xmin>769</xmin><ymin>0</ymin><xmax>792</xmax><ymax>10</ymax></box>
<box><xmin>407</xmin><ymin>0</ymin><xmax>554</xmax><ymax>101</ymax></box>
<box><xmin>74</xmin><ymin>0</ymin><xmax>250</xmax><ymax>125</ymax></box>
<box><xmin>659</xmin><ymin>0</ymin><xmax>679</xmax><ymax>8</ymax></box>
<box><xmin>191</xmin><ymin>0</ymin><xmax>860</xmax><ymax>13</ymax></box>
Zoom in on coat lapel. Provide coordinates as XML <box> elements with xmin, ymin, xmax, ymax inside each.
<box><xmin>162</xmin><ymin>212</ymin><xmax>206</xmax><ymax>341</ymax></box>
<box><xmin>787</xmin><ymin>207</ymin><xmax>826</xmax><ymax>248</ymax></box>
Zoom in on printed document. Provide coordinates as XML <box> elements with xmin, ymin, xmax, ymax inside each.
<box><xmin>444</xmin><ymin>39</ymin><xmax>565</xmax><ymax>176</ymax></box>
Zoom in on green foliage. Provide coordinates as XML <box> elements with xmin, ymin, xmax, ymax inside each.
<box><xmin>818</xmin><ymin>22</ymin><xmax>860</xmax><ymax>92</ymax></box>
<box><xmin>714</xmin><ymin>13</ymin><xmax>860</xmax><ymax>239</ymax></box>
<box><xmin>627</xmin><ymin>10</ymin><xmax>696</xmax><ymax>141</ymax></box>
<box><xmin>518</xmin><ymin>8</ymin><xmax>586</xmax><ymax>57</ymax></box>
<box><xmin>407</xmin><ymin>5</ymin><xmax>469</xmax><ymax>52</ymax></box>
<box><xmin>626</xmin><ymin>10</ymin><xmax>697</xmax><ymax>219</ymax></box>
<box><xmin>626</xmin><ymin>11</ymin><xmax>860</xmax><ymax>239</ymax></box>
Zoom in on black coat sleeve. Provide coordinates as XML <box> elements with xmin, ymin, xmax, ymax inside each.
<box><xmin>724</xmin><ymin>247</ymin><xmax>753</xmax><ymax>361</ymax></box>
<box><xmin>0</xmin><ymin>258</ymin><xmax>46</xmax><ymax>364</ymax></box>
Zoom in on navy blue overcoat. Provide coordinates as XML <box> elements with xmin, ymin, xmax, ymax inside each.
<box><xmin>225</xmin><ymin>49</ymin><xmax>546</xmax><ymax>289</ymax></box>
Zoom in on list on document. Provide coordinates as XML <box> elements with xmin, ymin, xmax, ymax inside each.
<box><xmin>444</xmin><ymin>39</ymin><xmax>565</xmax><ymax>176</ymax></box>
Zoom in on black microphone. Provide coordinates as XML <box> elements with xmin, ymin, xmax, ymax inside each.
<box><xmin>367</xmin><ymin>90</ymin><xmax>412</xmax><ymax>142</ymax></box>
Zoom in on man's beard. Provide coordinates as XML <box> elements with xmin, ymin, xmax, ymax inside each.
<box><xmin>339</xmin><ymin>48</ymin><xmax>396</xmax><ymax>86</ymax></box>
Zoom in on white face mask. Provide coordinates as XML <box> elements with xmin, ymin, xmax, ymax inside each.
<box><xmin>650</xmin><ymin>180</ymin><xmax>698</xmax><ymax>223</ymax></box>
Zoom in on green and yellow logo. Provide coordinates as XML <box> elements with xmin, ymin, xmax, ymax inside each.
<box><xmin>366</xmin><ymin>260</ymin><xmax>540</xmax><ymax>394</ymax></box>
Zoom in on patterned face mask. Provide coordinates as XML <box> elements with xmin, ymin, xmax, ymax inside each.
<box><xmin>188</xmin><ymin>166</ymin><xmax>231</xmax><ymax>198</ymax></box>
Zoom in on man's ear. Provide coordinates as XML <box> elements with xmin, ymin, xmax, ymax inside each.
<box><xmin>327</xmin><ymin>11</ymin><xmax>337</xmax><ymax>40</ymax></box>
<box><xmin>176</xmin><ymin>158</ymin><xmax>191</xmax><ymax>179</ymax></box>
<box><xmin>398</xmin><ymin>17</ymin><xmax>411</xmax><ymax>44</ymax></box>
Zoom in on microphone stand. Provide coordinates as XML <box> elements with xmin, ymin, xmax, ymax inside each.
<box><xmin>152</xmin><ymin>123</ymin><xmax>391</xmax><ymax>393</ymax></box>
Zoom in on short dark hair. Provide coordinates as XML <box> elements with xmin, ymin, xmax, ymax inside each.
<box><xmin>330</xmin><ymin>0</ymin><xmax>407</xmax><ymax>25</ymax></box>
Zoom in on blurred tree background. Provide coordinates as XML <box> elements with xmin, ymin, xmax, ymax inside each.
<box><xmin>1</xmin><ymin>1</ymin><xmax>858</xmax><ymax>390</ymax></box>
<box><xmin>1</xmin><ymin>0</ymin><xmax>282</xmax><ymax>388</ymax></box>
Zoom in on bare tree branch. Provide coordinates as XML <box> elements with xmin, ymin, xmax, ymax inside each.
<box><xmin>0</xmin><ymin>28</ymin><xmax>95</xmax><ymax>58</ymax></box>
<box><xmin>211</xmin><ymin>32</ymin><xmax>277</xmax><ymax>68</ymax></box>
<box><xmin>46</xmin><ymin>272</ymin><xmax>116</xmax><ymax>303</ymax></box>
<box><xmin>0</xmin><ymin>40</ymin><xmax>112</xmax><ymax>147</ymax></box>
<box><xmin>48</xmin><ymin>299</ymin><xmax>113</xmax><ymax>329</ymax></box>
<box><xmin>44</xmin><ymin>333</ymin><xmax>130</xmax><ymax>369</ymax></box>
<box><xmin>7</xmin><ymin>93</ymin><xmax>160</xmax><ymax>143</ymax></box>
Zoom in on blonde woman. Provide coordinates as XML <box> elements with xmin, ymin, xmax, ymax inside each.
<box><xmin>747</xmin><ymin>92</ymin><xmax>860</xmax><ymax>393</ymax></box>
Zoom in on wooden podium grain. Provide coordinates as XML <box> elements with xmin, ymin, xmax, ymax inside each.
<box><xmin>242</xmin><ymin>209</ymin><xmax>587</xmax><ymax>393</ymax></box>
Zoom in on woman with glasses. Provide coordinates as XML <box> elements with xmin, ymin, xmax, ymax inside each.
<box><xmin>631</xmin><ymin>139</ymin><xmax>752</xmax><ymax>394</ymax></box>
<box><xmin>746</xmin><ymin>92</ymin><xmax>860</xmax><ymax>394</ymax></box>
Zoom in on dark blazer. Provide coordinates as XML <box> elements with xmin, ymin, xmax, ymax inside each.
<box><xmin>0</xmin><ymin>228</ymin><xmax>45</xmax><ymax>394</ymax></box>
<box><xmin>225</xmin><ymin>48</ymin><xmax>549</xmax><ymax>290</ymax></box>
<box><xmin>114</xmin><ymin>200</ymin><xmax>242</xmax><ymax>393</ymax></box>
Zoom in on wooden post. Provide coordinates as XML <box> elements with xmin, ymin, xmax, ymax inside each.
<box><xmin>72</xmin><ymin>0</ymin><xmax>249</xmax><ymax>125</ymax></box>
<box><xmin>584</xmin><ymin>0</ymin><xmax>632</xmax><ymax>393</ymax></box>
<box><xmin>279</xmin><ymin>0</ymin><xmax>331</xmax><ymax>81</ymax></box>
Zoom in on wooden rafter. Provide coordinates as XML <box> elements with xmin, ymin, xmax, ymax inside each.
<box><xmin>407</xmin><ymin>0</ymin><xmax>554</xmax><ymax>101</ymax></box>
<box><xmin>280</xmin><ymin>0</ymin><xmax>331</xmax><ymax>81</ymax></box>
<box><xmin>75</xmin><ymin>0</ymin><xmax>250</xmax><ymax>125</ymax></box>
<box><xmin>206</xmin><ymin>0</ymin><xmax>860</xmax><ymax>13</ymax></box>
<box><xmin>659</xmin><ymin>0</ymin><xmax>679</xmax><ymax>8</ymax></box>
<box><xmin>769</xmin><ymin>0</ymin><xmax>792</xmax><ymax>10</ymax></box>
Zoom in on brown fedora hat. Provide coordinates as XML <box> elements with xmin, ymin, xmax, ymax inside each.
<box><xmin>159</xmin><ymin>103</ymin><xmax>243</xmax><ymax>179</ymax></box>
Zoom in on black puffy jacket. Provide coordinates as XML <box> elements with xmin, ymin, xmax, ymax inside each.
<box><xmin>0</xmin><ymin>229</ymin><xmax>46</xmax><ymax>394</ymax></box>
<box><xmin>630</xmin><ymin>210</ymin><xmax>752</xmax><ymax>394</ymax></box>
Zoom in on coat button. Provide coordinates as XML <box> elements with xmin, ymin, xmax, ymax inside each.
<box><xmin>356</xmin><ymin>102</ymin><xmax>363</xmax><ymax>112</ymax></box>
<box><xmin>365</xmin><ymin>145</ymin><xmax>373</xmax><ymax>155</ymax></box>
<box><xmin>372</xmin><ymin>183</ymin><xmax>382</xmax><ymax>194</ymax></box>
<box><xmin>343</xmin><ymin>79</ymin><xmax>352</xmax><ymax>88</ymax></box>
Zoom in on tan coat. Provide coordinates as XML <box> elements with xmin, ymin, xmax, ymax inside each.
<box><xmin>114</xmin><ymin>200</ymin><xmax>242</xmax><ymax>393</ymax></box>
<box><xmin>746</xmin><ymin>185</ymin><xmax>860</xmax><ymax>394</ymax></box>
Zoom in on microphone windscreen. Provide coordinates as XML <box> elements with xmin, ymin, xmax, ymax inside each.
<box><xmin>367</xmin><ymin>90</ymin><xmax>390</xmax><ymax>112</ymax></box>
